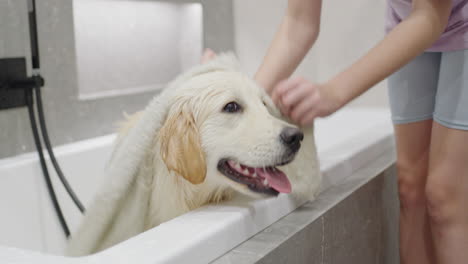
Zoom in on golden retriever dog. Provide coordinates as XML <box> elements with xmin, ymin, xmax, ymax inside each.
<box><xmin>67</xmin><ymin>53</ymin><xmax>321</xmax><ymax>256</ymax></box>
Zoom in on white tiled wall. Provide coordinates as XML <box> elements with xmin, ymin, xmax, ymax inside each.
<box><xmin>234</xmin><ymin>0</ymin><xmax>389</xmax><ymax>109</ymax></box>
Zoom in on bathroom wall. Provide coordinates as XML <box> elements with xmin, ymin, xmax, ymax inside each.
<box><xmin>0</xmin><ymin>0</ymin><xmax>234</xmax><ymax>159</ymax></box>
<box><xmin>233</xmin><ymin>0</ymin><xmax>318</xmax><ymax>83</ymax></box>
<box><xmin>233</xmin><ymin>0</ymin><xmax>389</xmax><ymax>109</ymax></box>
<box><xmin>0</xmin><ymin>0</ymin><xmax>33</xmax><ymax>157</ymax></box>
<box><xmin>1</xmin><ymin>0</ymin><xmax>389</xmax><ymax>159</ymax></box>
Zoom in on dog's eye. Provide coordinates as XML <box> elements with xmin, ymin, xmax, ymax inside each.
<box><xmin>223</xmin><ymin>102</ymin><xmax>242</xmax><ymax>113</ymax></box>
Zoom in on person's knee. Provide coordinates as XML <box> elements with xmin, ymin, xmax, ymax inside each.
<box><xmin>396</xmin><ymin>160</ymin><xmax>427</xmax><ymax>209</ymax></box>
<box><xmin>425</xmin><ymin>173</ymin><xmax>457</xmax><ymax>226</ymax></box>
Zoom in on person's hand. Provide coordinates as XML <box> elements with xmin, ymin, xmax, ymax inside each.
<box><xmin>201</xmin><ymin>48</ymin><xmax>216</xmax><ymax>63</ymax></box>
<box><xmin>271</xmin><ymin>77</ymin><xmax>343</xmax><ymax>127</ymax></box>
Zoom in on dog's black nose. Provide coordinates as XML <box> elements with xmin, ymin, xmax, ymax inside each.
<box><xmin>280</xmin><ymin>127</ymin><xmax>304</xmax><ymax>151</ymax></box>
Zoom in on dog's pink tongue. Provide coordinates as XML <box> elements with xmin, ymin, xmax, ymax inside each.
<box><xmin>256</xmin><ymin>168</ymin><xmax>291</xmax><ymax>193</ymax></box>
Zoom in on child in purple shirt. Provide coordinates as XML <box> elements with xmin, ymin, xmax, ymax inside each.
<box><xmin>255</xmin><ymin>0</ymin><xmax>467</xmax><ymax>263</ymax></box>
<box><xmin>387</xmin><ymin>0</ymin><xmax>468</xmax><ymax>51</ymax></box>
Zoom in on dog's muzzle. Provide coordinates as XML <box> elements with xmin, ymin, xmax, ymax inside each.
<box><xmin>280</xmin><ymin>127</ymin><xmax>303</xmax><ymax>153</ymax></box>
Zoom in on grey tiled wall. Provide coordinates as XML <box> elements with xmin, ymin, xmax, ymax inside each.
<box><xmin>0</xmin><ymin>0</ymin><xmax>234</xmax><ymax>159</ymax></box>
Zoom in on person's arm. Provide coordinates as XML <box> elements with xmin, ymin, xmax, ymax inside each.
<box><xmin>255</xmin><ymin>0</ymin><xmax>322</xmax><ymax>94</ymax></box>
<box><xmin>328</xmin><ymin>0</ymin><xmax>451</xmax><ymax>106</ymax></box>
<box><xmin>272</xmin><ymin>0</ymin><xmax>451</xmax><ymax>126</ymax></box>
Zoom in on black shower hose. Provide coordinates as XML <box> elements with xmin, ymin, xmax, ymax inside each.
<box><xmin>25</xmin><ymin>84</ymin><xmax>88</xmax><ymax>238</ymax></box>
<box><xmin>26</xmin><ymin>87</ymin><xmax>71</xmax><ymax>238</ymax></box>
<box><xmin>35</xmin><ymin>86</ymin><xmax>86</xmax><ymax>214</ymax></box>
<box><xmin>25</xmin><ymin>0</ymin><xmax>84</xmax><ymax>238</ymax></box>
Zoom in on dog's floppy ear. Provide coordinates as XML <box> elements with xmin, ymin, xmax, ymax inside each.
<box><xmin>159</xmin><ymin>105</ymin><xmax>206</xmax><ymax>184</ymax></box>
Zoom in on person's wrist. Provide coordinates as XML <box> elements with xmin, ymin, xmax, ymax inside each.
<box><xmin>323</xmin><ymin>79</ymin><xmax>348</xmax><ymax>111</ymax></box>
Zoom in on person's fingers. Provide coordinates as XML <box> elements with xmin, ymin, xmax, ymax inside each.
<box><xmin>299</xmin><ymin>110</ymin><xmax>319</xmax><ymax>127</ymax></box>
<box><xmin>288</xmin><ymin>100</ymin><xmax>312</xmax><ymax>123</ymax></box>
<box><xmin>272</xmin><ymin>77</ymin><xmax>305</xmax><ymax>107</ymax></box>
<box><xmin>271</xmin><ymin>80</ymin><xmax>287</xmax><ymax>106</ymax></box>
<box><xmin>281</xmin><ymin>82</ymin><xmax>313</xmax><ymax>115</ymax></box>
<box><xmin>289</xmin><ymin>90</ymin><xmax>320</xmax><ymax>122</ymax></box>
<box><xmin>201</xmin><ymin>48</ymin><xmax>216</xmax><ymax>63</ymax></box>
<box><xmin>276</xmin><ymin>101</ymin><xmax>289</xmax><ymax>116</ymax></box>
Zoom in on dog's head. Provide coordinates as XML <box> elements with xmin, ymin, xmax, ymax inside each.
<box><xmin>159</xmin><ymin>54</ymin><xmax>303</xmax><ymax>198</ymax></box>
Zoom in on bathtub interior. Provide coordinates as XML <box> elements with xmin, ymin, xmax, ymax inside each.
<box><xmin>0</xmin><ymin>135</ymin><xmax>115</xmax><ymax>254</ymax></box>
<box><xmin>0</xmin><ymin>107</ymin><xmax>393</xmax><ymax>260</ymax></box>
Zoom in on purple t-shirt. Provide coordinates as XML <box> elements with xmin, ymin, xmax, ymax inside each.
<box><xmin>386</xmin><ymin>0</ymin><xmax>468</xmax><ymax>51</ymax></box>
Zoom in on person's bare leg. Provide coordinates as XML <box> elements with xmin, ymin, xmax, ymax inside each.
<box><xmin>426</xmin><ymin>122</ymin><xmax>468</xmax><ymax>263</ymax></box>
<box><xmin>395</xmin><ymin>120</ymin><xmax>435</xmax><ymax>264</ymax></box>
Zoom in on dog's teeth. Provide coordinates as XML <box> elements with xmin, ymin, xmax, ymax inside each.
<box><xmin>243</xmin><ymin>168</ymin><xmax>249</xmax><ymax>174</ymax></box>
<box><xmin>263</xmin><ymin>179</ymin><xmax>269</xmax><ymax>186</ymax></box>
<box><xmin>252</xmin><ymin>172</ymin><xmax>257</xmax><ymax>178</ymax></box>
<box><xmin>235</xmin><ymin>163</ymin><xmax>241</xmax><ymax>170</ymax></box>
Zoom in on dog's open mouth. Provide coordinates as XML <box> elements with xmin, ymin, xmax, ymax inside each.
<box><xmin>217</xmin><ymin>159</ymin><xmax>292</xmax><ymax>196</ymax></box>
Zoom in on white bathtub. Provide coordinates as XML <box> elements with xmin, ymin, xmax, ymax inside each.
<box><xmin>0</xmin><ymin>107</ymin><xmax>395</xmax><ymax>264</ymax></box>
